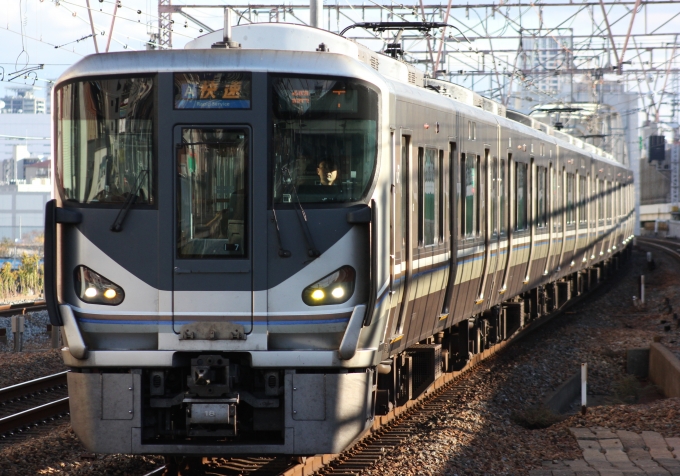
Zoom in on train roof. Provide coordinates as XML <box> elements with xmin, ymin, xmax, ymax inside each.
<box><xmin>58</xmin><ymin>22</ymin><xmax>620</xmax><ymax>168</ymax></box>
<box><xmin>188</xmin><ymin>24</ymin><xmax>618</xmax><ymax>165</ymax></box>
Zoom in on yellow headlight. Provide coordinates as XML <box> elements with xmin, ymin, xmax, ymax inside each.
<box><xmin>331</xmin><ymin>287</ymin><xmax>345</xmax><ymax>298</ymax></box>
<box><xmin>311</xmin><ymin>289</ymin><xmax>325</xmax><ymax>300</ymax></box>
<box><xmin>84</xmin><ymin>287</ymin><xmax>97</xmax><ymax>298</ymax></box>
<box><xmin>104</xmin><ymin>289</ymin><xmax>117</xmax><ymax>299</ymax></box>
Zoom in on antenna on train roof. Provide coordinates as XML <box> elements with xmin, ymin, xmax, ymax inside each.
<box><xmin>212</xmin><ymin>8</ymin><xmax>241</xmax><ymax>49</ymax></box>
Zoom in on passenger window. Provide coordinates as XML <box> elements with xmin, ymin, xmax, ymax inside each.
<box><xmin>400</xmin><ymin>136</ymin><xmax>409</xmax><ymax>251</ymax></box>
<box><xmin>418</xmin><ymin>147</ymin><xmax>424</xmax><ymax>245</ymax></box>
<box><xmin>439</xmin><ymin>149</ymin><xmax>446</xmax><ymax>243</ymax></box>
<box><xmin>566</xmin><ymin>173</ymin><xmax>575</xmax><ymax>225</ymax></box>
<box><xmin>500</xmin><ymin>158</ymin><xmax>507</xmax><ymax>234</ymax></box>
<box><xmin>492</xmin><ymin>155</ymin><xmax>498</xmax><ymax>234</ymax></box>
<box><xmin>579</xmin><ymin>176</ymin><xmax>587</xmax><ymax>224</ymax></box>
<box><xmin>516</xmin><ymin>162</ymin><xmax>527</xmax><ymax>231</ymax></box>
<box><xmin>598</xmin><ymin>180</ymin><xmax>604</xmax><ymax>222</ymax></box>
<box><xmin>536</xmin><ymin>166</ymin><xmax>546</xmax><ymax>228</ymax></box>
<box><xmin>462</xmin><ymin>153</ymin><xmax>477</xmax><ymax>237</ymax></box>
<box><xmin>422</xmin><ymin>147</ymin><xmax>438</xmax><ymax>246</ymax></box>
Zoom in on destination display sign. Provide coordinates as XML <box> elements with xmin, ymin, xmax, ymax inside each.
<box><xmin>174</xmin><ymin>73</ymin><xmax>251</xmax><ymax>109</ymax></box>
<box><xmin>274</xmin><ymin>78</ymin><xmax>359</xmax><ymax>114</ymax></box>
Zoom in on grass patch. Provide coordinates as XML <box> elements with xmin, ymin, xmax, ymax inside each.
<box><xmin>511</xmin><ymin>405</ymin><xmax>565</xmax><ymax>429</ymax></box>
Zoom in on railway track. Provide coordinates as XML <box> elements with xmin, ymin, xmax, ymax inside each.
<box><xmin>0</xmin><ymin>371</ymin><xmax>69</xmax><ymax>439</ymax></box>
<box><xmin>636</xmin><ymin>236</ymin><xmax>680</xmax><ymax>260</ymax></box>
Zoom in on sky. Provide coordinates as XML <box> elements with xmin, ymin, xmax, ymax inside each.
<box><xmin>0</xmin><ymin>0</ymin><xmax>679</xmax><ymax>124</ymax></box>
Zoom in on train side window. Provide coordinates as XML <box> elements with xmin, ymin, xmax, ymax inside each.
<box><xmin>566</xmin><ymin>173</ymin><xmax>575</xmax><ymax>225</ymax></box>
<box><xmin>476</xmin><ymin>154</ymin><xmax>482</xmax><ymax>235</ymax></box>
<box><xmin>418</xmin><ymin>147</ymin><xmax>424</xmax><ymax>246</ymax></box>
<box><xmin>579</xmin><ymin>175</ymin><xmax>587</xmax><ymax>224</ymax></box>
<box><xmin>598</xmin><ymin>180</ymin><xmax>604</xmax><ymax>223</ymax></box>
<box><xmin>463</xmin><ymin>153</ymin><xmax>477</xmax><ymax>237</ymax></box>
<box><xmin>516</xmin><ymin>162</ymin><xmax>527</xmax><ymax>231</ymax></box>
<box><xmin>423</xmin><ymin>147</ymin><xmax>438</xmax><ymax>246</ymax></box>
<box><xmin>439</xmin><ymin>149</ymin><xmax>446</xmax><ymax>243</ymax></box>
<box><xmin>491</xmin><ymin>155</ymin><xmax>498</xmax><ymax>234</ymax></box>
<box><xmin>536</xmin><ymin>166</ymin><xmax>546</xmax><ymax>228</ymax></box>
<box><xmin>400</xmin><ymin>136</ymin><xmax>410</xmax><ymax>251</ymax></box>
<box><xmin>606</xmin><ymin>181</ymin><xmax>612</xmax><ymax>221</ymax></box>
<box><xmin>473</xmin><ymin>123</ymin><xmax>477</xmax><ymax>140</ymax></box>
<box><xmin>468</xmin><ymin>121</ymin><xmax>472</xmax><ymax>140</ymax></box>
<box><xmin>500</xmin><ymin>158</ymin><xmax>507</xmax><ymax>234</ymax></box>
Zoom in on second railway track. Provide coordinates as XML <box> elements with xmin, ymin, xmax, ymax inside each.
<box><xmin>0</xmin><ymin>371</ymin><xmax>69</xmax><ymax>439</ymax></box>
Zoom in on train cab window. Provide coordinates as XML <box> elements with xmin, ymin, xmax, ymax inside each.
<box><xmin>579</xmin><ymin>175</ymin><xmax>587</xmax><ymax>224</ymax></box>
<box><xmin>271</xmin><ymin>76</ymin><xmax>378</xmax><ymax>204</ymax></box>
<box><xmin>462</xmin><ymin>153</ymin><xmax>477</xmax><ymax>237</ymax></box>
<box><xmin>536</xmin><ymin>166</ymin><xmax>547</xmax><ymax>228</ymax></box>
<box><xmin>177</xmin><ymin>128</ymin><xmax>248</xmax><ymax>258</ymax></box>
<box><xmin>55</xmin><ymin>76</ymin><xmax>154</xmax><ymax>205</ymax></box>
<box><xmin>421</xmin><ymin>148</ymin><xmax>438</xmax><ymax>246</ymax></box>
<box><xmin>566</xmin><ymin>173</ymin><xmax>575</xmax><ymax>225</ymax></box>
<box><xmin>516</xmin><ymin>162</ymin><xmax>528</xmax><ymax>231</ymax></box>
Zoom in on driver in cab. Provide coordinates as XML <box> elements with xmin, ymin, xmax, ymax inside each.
<box><xmin>317</xmin><ymin>160</ymin><xmax>339</xmax><ymax>186</ymax></box>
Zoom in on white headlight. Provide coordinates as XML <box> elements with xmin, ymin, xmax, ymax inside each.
<box><xmin>331</xmin><ymin>287</ymin><xmax>345</xmax><ymax>298</ymax></box>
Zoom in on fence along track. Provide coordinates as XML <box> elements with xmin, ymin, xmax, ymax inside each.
<box><xmin>0</xmin><ymin>300</ymin><xmax>46</xmax><ymax>317</ymax></box>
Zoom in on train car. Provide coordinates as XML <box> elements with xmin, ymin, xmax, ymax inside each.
<box><xmin>44</xmin><ymin>21</ymin><xmax>635</xmax><ymax>457</ymax></box>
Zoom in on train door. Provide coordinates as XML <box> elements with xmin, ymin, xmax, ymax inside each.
<box><xmin>170</xmin><ymin>126</ymin><xmax>254</xmax><ymax>340</ymax></box>
<box><xmin>389</xmin><ymin>133</ymin><xmax>412</xmax><ymax>350</ymax></box>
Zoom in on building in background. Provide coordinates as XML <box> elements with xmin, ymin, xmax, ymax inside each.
<box><xmin>0</xmin><ymin>86</ymin><xmax>46</xmax><ymax>114</ymax></box>
<box><xmin>0</xmin><ymin>113</ymin><xmax>51</xmax><ymax>164</ymax></box>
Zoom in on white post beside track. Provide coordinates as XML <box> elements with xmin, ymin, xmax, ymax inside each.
<box><xmin>581</xmin><ymin>363</ymin><xmax>588</xmax><ymax>415</ymax></box>
<box><xmin>641</xmin><ymin>275</ymin><xmax>645</xmax><ymax>305</ymax></box>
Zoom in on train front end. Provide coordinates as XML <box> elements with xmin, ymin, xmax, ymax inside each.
<box><xmin>46</xmin><ymin>28</ymin><xmax>390</xmax><ymax>455</ymax></box>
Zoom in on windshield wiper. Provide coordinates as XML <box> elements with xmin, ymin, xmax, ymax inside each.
<box><xmin>282</xmin><ymin>166</ymin><xmax>320</xmax><ymax>258</ymax></box>
<box><xmin>110</xmin><ymin>169</ymin><xmax>149</xmax><ymax>232</ymax></box>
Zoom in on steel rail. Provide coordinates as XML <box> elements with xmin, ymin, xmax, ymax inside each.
<box><xmin>0</xmin><ymin>397</ymin><xmax>69</xmax><ymax>435</ymax></box>
<box><xmin>636</xmin><ymin>237</ymin><xmax>680</xmax><ymax>261</ymax></box>
<box><xmin>0</xmin><ymin>372</ymin><xmax>68</xmax><ymax>403</ymax></box>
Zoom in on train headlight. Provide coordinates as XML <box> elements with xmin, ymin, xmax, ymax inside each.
<box><xmin>74</xmin><ymin>265</ymin><xmax>125</xmax><ymax>306</ymax></box>
<box><xmin>302</xmin><ymin>266</ymin><xmax>355</xmax><ymax>306</ymax></box>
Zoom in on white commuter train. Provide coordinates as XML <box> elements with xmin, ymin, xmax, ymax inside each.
<box><xmin>44</xmin><ymin>22</ymin><xmax>635</xmax><ymax>457</ymax></box>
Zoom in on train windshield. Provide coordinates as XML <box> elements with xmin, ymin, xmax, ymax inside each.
<box><xmin>55</xmin><ymin>76</ymin><xmax>154</xmax><ymax>205</ymax></box>
<box><xmin>271</xmin><ymin>76</ymin><xmax>378</xmax><ymax>204</ymax></box>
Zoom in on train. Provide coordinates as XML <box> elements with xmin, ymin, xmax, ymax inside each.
<box><xmin>45</xmin><ymin>21</ymin><xmax>635</xmax><ymax>457</ymax></box>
